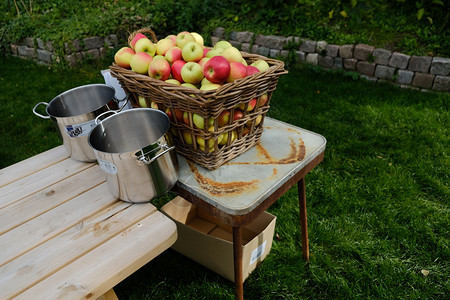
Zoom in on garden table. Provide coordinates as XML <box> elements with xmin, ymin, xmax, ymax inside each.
<box><xmin>174</xmin><ymin>117</ymin><xmax>326</xmax><ymax>299</ymax></box>
<box><xmin>0</xmin><ymin>146</ymin><xmax>177</xmax><ymax>300</ymax></box>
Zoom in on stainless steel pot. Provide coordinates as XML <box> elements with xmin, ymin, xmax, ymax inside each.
<box><xmin>88</xmin><ymin>108</ymin><xmax>178</xmax><ymax>203</ymax></box>
<box><xmin>33</xmin><ymin>84</ymin><xmax>128</xmax><ymax>162</ymax></box>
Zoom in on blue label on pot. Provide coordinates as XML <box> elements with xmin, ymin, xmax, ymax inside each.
<box><xmin>65</xmin><ymin>119</ymin><xmax>96</xmax><ymax>138</ymax></box>
<box><xmin>97</xmin><ymin>158</ymin><xmax>118</xmax><ymax>175</ymax></box>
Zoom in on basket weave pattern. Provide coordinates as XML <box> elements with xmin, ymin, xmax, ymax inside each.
<box><xmin>110</xmin><ymin>29</ymin><xmax>287</xmax><ymax>170</ymax></box>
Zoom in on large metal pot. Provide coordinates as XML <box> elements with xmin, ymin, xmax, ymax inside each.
<box><xmin>88</xmin><ymin>108</ymin><xmax>178</xmax><ymax>203</ymax></box>
<box><xmin>33</xmin><ymin>84</ymin><xmax>127</xmax><ymax>162</ymax></box>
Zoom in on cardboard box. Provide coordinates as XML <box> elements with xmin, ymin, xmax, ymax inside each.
<box><xmin>161</xmin><ymin>196</ymin><xmax>276</xmax><ymax>282</ymax></box>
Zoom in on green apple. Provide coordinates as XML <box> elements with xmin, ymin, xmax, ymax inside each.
<box><xmin>191</xmin><ymin>32</ymin><xmax>204</xmax><ymax>46</ymax></box>
<box><xmin>181</xmin><ymin>62</ymin><xmax>204</xmax><ymax>84</ymax></box>
<box><xmin>192</xmin><ymin>113</ymin><xmax>214</xmax><ymax>129</ymax></box>
<box><xmin>165</xmin><ymin>78</ymin><xmax>181</xmax><ymax>85</ymax></box>
<box><xmin>250</xmin><ymin>59</ymin><xmax>270</xmax><ymax>72</ymax></box>
<box><xmin>206</xmin><ymin>48</ymin><xmax>224</xmax><ymax>58</ymax></box>
<box><xmin>219</xmin><ymin>130</ymin><xmax>237</xmax><ymax>145</ymax></box>
<box><xmin>182</xmin><ymin>131</ymin><xmax>193</xmax><ymax>144</ymax></box>
<box><xmin>155</xmin><ymin>38</ymin><xmax>176</xmax><ymax>56</ymax></box>
<box><xmin>138</xmin><ymin>96</ymin><xmax>148</xmax><ymax>108</ymax></box>
<box><xmin>176</xmin><ymin>31</ymin><xmax>196</xmax><ymax>49</ymax></box>
<box><xmin>181</xmin><ymin>82</ymin><xmax>198</xmax><ymax>89</ymax></box>
<box><xmin>134</xmin><ymin>38</ymin><xmax>156</xmax><ymax>57</ymax></box>
<box><xmin>214</xmin><ymin>40</ymin><xmax>232</xmax><ymax>50</ymax></box>
<box><xmin>200</xmin><ymin>83</ymin><xmax>221</xmax><ymax>91</ymax></box>
<box><xmin>221</xmin><ymin>46</ymin><xmax>243</xmax><ymax>63</ymax></box>
<box><xmin>181</xmin><ymin>41</ymin><xmax>203</xmax><ymax>62</ymax></box>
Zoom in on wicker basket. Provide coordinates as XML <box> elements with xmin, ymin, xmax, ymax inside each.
<box><xmin>110</xmin><ymin>29</ymin><xmax>288</xmax><ymax>170</ymax></box>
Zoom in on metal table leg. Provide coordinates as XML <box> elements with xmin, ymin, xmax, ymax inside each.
<box><xmin>233</xmin><ymin>226</ymin><xmax>244</xmax><ymax>300</ymax></box>
<box><xmin>298</xmin><ymin>177</ymin><xmax>310</xmax><ymax>261</ymax></box>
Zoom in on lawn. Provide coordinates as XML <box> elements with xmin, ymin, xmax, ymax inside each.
<box><xmin>0</xmin><ymin>55</ymin><xmax>448</xmax><ymax>299</ymax></box>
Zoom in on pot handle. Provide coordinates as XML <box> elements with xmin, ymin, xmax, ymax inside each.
<box><xmin>95</xmin><ymin>110</ymin><xmax>118</xmax><ymax>124</ymax></box>
<box><xmin>33</xmin><ymin>102</ymin><xmax>50</xmax><ymax>119</ymax></box>
<box><xmin>114</xmin><ymin>94</ymin><xmax>129</xmax><ymax>112</ymax></box>
<box><xmin>137</xmin><ymin>144</ymin><xmax>175</xmax><ymax>165</ymax></box>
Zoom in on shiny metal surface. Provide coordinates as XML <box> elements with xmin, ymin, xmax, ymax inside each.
<box><xmin>89</xmin><ymin>108</ymin><xmax>178</xmax><ymax>203</ymax></box>
<box><xmin>33</xmin><ymin>84</ymin><xmax>117</xmax><ymax>162</ymax></box>
<box><xmin>176</xmin><ymin>117</ymin><xmax>327</xmax><ymax>215</ymax></box>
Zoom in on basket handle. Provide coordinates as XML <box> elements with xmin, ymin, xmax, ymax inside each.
<box><xmin>128</xmin><ymin>28</ymin><xmax>158</xmax><ymax>46</ymax></box>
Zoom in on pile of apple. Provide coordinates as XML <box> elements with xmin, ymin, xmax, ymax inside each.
<box><xmin>114</xmin><ymin>31</ymin><xmax>271</xmax><ymax>152</ymax></box>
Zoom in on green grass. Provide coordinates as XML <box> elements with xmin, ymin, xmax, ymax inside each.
<box><xmin>0</xmin><ymin>55</ymin><xmax>448</xmax><ymax>299</ymax></box>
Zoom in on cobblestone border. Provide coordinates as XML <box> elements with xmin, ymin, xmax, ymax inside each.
<box><xmin>8</xmin><ymin>28</ymin><xmax>449</xmax><ymax>93</ymax></box>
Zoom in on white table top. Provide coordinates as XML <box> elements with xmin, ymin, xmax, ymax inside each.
<box><xmin>176</xmin><ymin>117</ymin><xmax>327</xmax><ymax>215</ymax></box>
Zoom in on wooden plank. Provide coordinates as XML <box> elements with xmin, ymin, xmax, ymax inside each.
<box><xmin>0</xmin><ymin>202</ymin><xmax>157</xmax><ymax>299</ymax></box>
<box><xmin>0</xmin><ymin>182</ymin><xmax>117</xmax><ymax>267</ymax></box>
<box><xmin>0</xmin><ymin>165</ymin><xmax>105</xmax><ymax>235</ymax></box>
<box><xmin>96</xmin><ymin>289</ymin><xmax>119</xmax><ymax>300</ymax></box>
<box><xmin>13</xmin><ymin>210</ymin><xmax>177</xmax><ymax>300</ymax></box>
<box><xmin>0</xmin><ymin>146</ymin><xmax>68</xmax><ymax>187</ymax></box>
<box><xmin>0</xmin><ymin>156</ymin><xmax>95</xmax><ymax>209</ymax></box>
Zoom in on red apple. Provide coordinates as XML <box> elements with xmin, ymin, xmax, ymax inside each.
<box><xmin>246</xmin><ymin>65</ymin><xmax>260</xmax><ymax>76</ymax></box>
<box><xmin>148</xmin><ymin>58</ymin><xmax>171</xmax><ymax>81</ymax></box>
<box><xmin>130</xmin><ymin>33</ymin><xmax>147</xmax><ymax>50</ymax></box>
<box><xmin>204</xmin><ymin>56</ymin><xmax>231</xmax><ymax>84</ymax></box>
<box><xmin>165</xmin><ymin>46</ymin><xmax>183</xmax><ymax>64</ymax></box>
<box><xmin>198</xmin><ymin>57</ymin><xmax>210</xmax><ymax>70</ymax></box>
<box><xmin>155</xmin><ymin>38</ymin><xmax>176</xmax><ymax>56</ymax></box>
<box><xmin>242</xmin><ymin>126</ymin><xmax>251</xmax><ymax>136</ymax></box>
<box><xmin>173</xmin><ymin>108</ymin><xmax>184</xmax><ymax>123</ymax></box>
<box><xmin>171</xmin><ymin>60</ymin><xmax>186</xmax><ymax>83</ymax></box>
<box><xmin>114</xmin><ymin>47</ymin><xmax>135</xmax><ymax>69</ymax></box>
<box><xmin>238</xmin><ymin>98</ymin><xmax>257</xmax><ymax>111</ymax></box>
<box><xmin>130</xmin><ymin>52</ymin><xmax>153</xmax><ymax>74</ymax></box>
<box><xmin>233</xmin><ymin>109</ymin><xmax>244</xmax><ymax>121</ymax></box>
<box><xmin>258</xmin><ymin>93</ymin><xmax>269</xmax><ymax>106</ymax></box>
<box><xmin>166</xmin><ymin>34</ymin><xmax>177</xmax><ymax>43</ymax></box>
<box><xmin>183</xmin><ymin>111</ymin><xmax>190</xmax><ymax>125</ymax></box>
<box><xmin>227</xmin><ymin>62</ymin><xmax>247</xmax><ymax>82</ymax></box>
<box><xmin>203</xmin><ymin>48</ymin><xmax>210</xmax><ymax>58</ymax></box>
<box><xmin>218</xmin><ymin>110</ymin><xmax>231</xmax><ymax>127</ymax></box>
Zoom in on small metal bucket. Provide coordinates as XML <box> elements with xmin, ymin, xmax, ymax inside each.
<box><xmin>33</xmin><ymin>84</ymin><xmax>128</xmax><ymax>162</ymax></box>
<box><xmin>88</xmin><ymin>108</ymin><xmax>178</xmax><ymax>203</ymax></box>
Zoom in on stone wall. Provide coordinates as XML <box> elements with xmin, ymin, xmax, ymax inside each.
<box><xmin>9</xmin><ymin>34</ymin><xmax>121</xmax><ymax>66</ymax></box>
<box><xmin>8</xmin><ymin>28</ymin><xmax>450</xmax><ymax>92</ymax></box>
<box><xmin>212</xmin><ymin>27</ymin><xmax>450</xmax><ymax>93</ymax></box>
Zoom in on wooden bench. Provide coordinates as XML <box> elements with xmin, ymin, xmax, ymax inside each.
<box><xmin>0</xmin><ymin>146</ymin><xmax>177</xmax><ymax>299</ymax></box>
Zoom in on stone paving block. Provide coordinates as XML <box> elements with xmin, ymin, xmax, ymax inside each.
<box><xmin>430</xmin><ymin>57</ymin><xmax>450</xmax><ymax>75</ymax></box>
<box><xmin>318</xmin><ymin>56</ymin><xmax>333</xmax><ymax>68</ymax></box>
<box><xmin>65</xmin><ymin>39</ymin><xmax>82</xmax><ymax>54</ymax></box>
<box><xmin>343</xmin><ymin>58</ymin><xmax>357</xmax><ymax>70</ymax></box>
<box><xmin>105</xmin><ymin>34</ymin><xmax>118</xmax><ymax>46</ymax></box>
<box><xmin>230</xmin><ymin>40</ymin><xmax>241</xmax><ymax>48</ymax></box>
<box><xmin>84</xmin><ymin>37</ymin><xmax>104</xmax><ymax>50</ymax></box>
<box><xmin>432</xmin><ymin>75</ymin><xmax>450</xmax><ymax>91</ymax></box>
<box><xmin>333</xmin><ymin>57</ymin><xmax>343</xmax><ymax>69</ymax></box>
<box><xmin>375</xmin><ymin>65</ymin><xmax>396</xmax><ymax>80</ymax></box>
<box><xmin>269</xmin><ymin>49</ymin><xmax>280</xmax><ymax>58</ymax></box>
<box><xmin>241</xmin><ymin>43</ymin><xmax>251</xmax><ymax>52</ymax></box>
<box><xmin>356</xmin><ymin>61</ymin><xmax>376</xmax><ymax>76</ymax></box>
<box><xmin>254</xmin><ymin>34</ymin><xmax>266</xmax><ymax>47</ymax></box>
<box><xmin>235</xmin><ymin>31</ymin><xmax>254</xmax><ymax>43</ymax></box>
<box><xmin>396</xmin><ymin>70</ymin><xmax>414</xmax><ymax>84</ymax></box>
<box><xmin>286</xmin><ymin>36</ymin><xmax>300</xmax><ymax>45</ymax></box>
<box><xmin>326</xmin><ymin>44</ymin><xmax>339</xmax><ymax>57</ymax></box>
<box><xmin>296</xmin><ymin>50</ymin><xmax>306</xmax><ymax>62</ymax></box>
<box><xmin>354</xmin><ymin>44</ymin><xmax>374</xmax><ymax>61</ymax></box>
<box><xmin>257</xmin><ymin>46</ymin><xmax>270</xmax><ymax>57</ymax></box>
<box><xmin>17</xmin><ymin>45</ymin><xmax>29</xmax><ymax>56</ymax></box>
<box><xmin>316</xmin><ymin>41</ymin><xmax>328</xmax><ymax>54</ymax></box>
<box><xmin>213</xmin><ymin>27</ymin><xmax>225</xmax><ymax>39</ymax></box>
<box><xmin>211</xmin><ymin>36</ymin><xmax>220</xmax><ymax>46</ymax></box>
<box><xmin>37</xmin><ymin>49</ymin><xmax>53</xmax><ymax>64</ymax></box>
<box><xmin>10</xmin><ymin>44</ymin><xmax>18</xmax><ymax>55</ymax></box>
<box><xmin>305</xmin><ymin>53</ymin><xmax>319</xmax><ymax>65</ymax></box>
<box><xmin>389</xmin><ymin>52</ymin><xmax>410</xmax><ymax>69</ymax></box>
<box><xmin>299</xmin><ymin>39</ymin><xmax>316</xmax><ymax>53</ymax></box>
<box><xmin>373</xmin><ymin>48</ymin><xmax>391</xmax><ymax>65</ymax></box>
<box><xmin>412</xmin><ymin>72</ymin><xmax>435</xmax><ymax>89</ymax></box>
<box><xmin>280</xmin><ymin>50</ymin><xmax>289</xmax><ymax>58</ymax></box>
<box><xmin>24</xmin><ymin>37</ymin><xmax>34</xmax><ymax>47</ymax></box>
<box><xmin>408</xmin><ymin>56</ymin><xmax>432</xmax><ymax>73</ymax></box>
<box><xmin>339</xmin><ymin>44</ymin><xmax>354</xmax><ymax>58</ymax></box>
